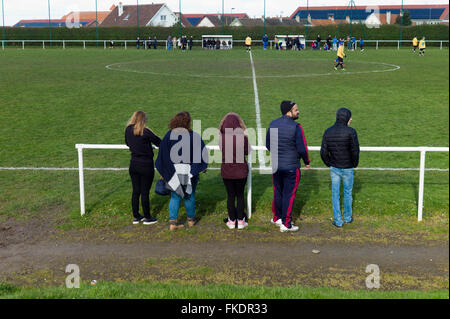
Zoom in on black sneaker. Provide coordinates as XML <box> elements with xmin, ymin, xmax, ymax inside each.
<box><xmin>143</xmin><ymin>217</ymin><xmax>158</xmax><ymax>225</ymax></box>
<box><xmin>133</xmin><ymin>215</ymin><xmax>144</xmax><ymax>224</ymax></box>
<box><xmin>344</xmin><ymin>217</ymin><xmax>354</xmax><ymax>224</ymax></box>
<box><xmin>332</xmin><ymin>221</ymin><xmax>343</xmax><ymax>228</ymax></box>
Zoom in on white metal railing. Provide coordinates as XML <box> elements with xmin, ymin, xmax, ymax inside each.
<box><xmin>75</xmin><ymin>144</ymin><xmax>448</xmax><ymax>221</ymax></box>
<box><xmin>1</xmin><ymin>39</ymin><xmax>448</xmax><ymax>50</ymax></box>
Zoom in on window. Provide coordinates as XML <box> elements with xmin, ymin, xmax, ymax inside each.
<box><xmin>161</xmin><ymin>15</ymin><xmax>166</xmax><ymax>21</ymax></box>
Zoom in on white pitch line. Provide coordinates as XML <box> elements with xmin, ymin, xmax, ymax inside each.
<box><xmin>105</xmin><ymin>60</ymin><xmax>401</xmax><ymax>79</ymax></box>
<box><xmin>1</xmin><ymin>167</ymin><xmax>448</xmax><ymax>172</ymax></box>
<box><xmin>248</xmin><ymin>50</ymin><xmax>266</xmax><ymax>170</ymax></box>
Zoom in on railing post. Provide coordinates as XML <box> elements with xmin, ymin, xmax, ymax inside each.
<box><xmin>83</xmin><ymin>41</ymin><xmax>86</xmax><ymax>49</ymax></box>
<box><xmin>2</xmin><ymin>41</ymin><xmax>4</xmax><ymax>50</ymax></box>
<box><xmin>43</xmin><ymin>41</ymin><xmax>45</xmax><ymax>49</ymax></box>
<box><xmin>22</xmin><ymin>41</ymin><xmax>24</xmax><ymax>50</ymax></box>
<box><xmin>247</xmin><ymin>150</ymin><xmax>253</xmax><ymax>219</ymax></box>
<box><xmin>440</xmin><ymin>41</ymin><xmax>442</xmax><ymax>50</ymax></box>
<box><xmin>376</xmin><ymin>40</ymin><xmax>378</xmax><ymax>50</ymax></box>
<box><xmin>63</xmin><ymin>40</ymin><xmax>65</xmax><ymax>49</ymax></box>
<box><xmin>104</xmin><ymin>41</ymin><xmax>106</xmax><ymax>49</ymax></box>
<box><xmin>397</xmin><ymin>41</ymin><xmax>400</xmax><ymax>50</ymax></box>
<box><xmin>417</xmin><ymin>150</ymin><xmax>426</xmax><ymax>222</ymax></box>
<box><xmin>77</xmin><ymin>146</ymin><xmax>86</xmax><ymax>216</ymax></box>
<box><xmin>125</xmin><ymin>41</ymin><xmax>127</xmax><ymax>50</ymax></box>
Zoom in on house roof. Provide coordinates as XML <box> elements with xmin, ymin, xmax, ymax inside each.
<box><xmin>233</xmin><ymin>17</ymin><xmax>306</xmax><ymax>26</ymax></box>
<box><xmin>100</xmin><ymin>3</ymin><xmax>164</xmax><ymax>27</ymax></box>
<box><xmin>173</xmin><ymin>12</ymin><xmax>192</xmax><ymax>27</ymax></box>
<box><xmin>200</xmin><ymin>14</ymin><xmax>236</xmax><ymax>26</ymax></box>
<box><xmin>61</xmin><ymin>11</ymin><xmax>111</xmax><ymax>22</ymax></box>
<box><xmin>290</xmin><ymin>4</ymin><xmax>449</xmax><ymax>21</ymax></box>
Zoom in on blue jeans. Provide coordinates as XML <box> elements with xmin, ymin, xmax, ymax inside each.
<box><xmin>169</xmin><ymin>175</ymin><xmax>199</xmax><ymax>220</ymax></box>
<box><xmin>330</xmin><ymin>167</ymin><xmax>354</xmax><ymax>226</ymax></box>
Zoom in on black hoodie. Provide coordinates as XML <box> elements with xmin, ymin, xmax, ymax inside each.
<box><xmin>320</xmin><ymin>108</ymin><xmax>360</xmax><ymax>168</ymax></box>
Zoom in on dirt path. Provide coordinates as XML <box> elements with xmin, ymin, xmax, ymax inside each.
<box><xmin>0</xmin><ymin>216</ymin><xmax>448</xmax><ymax>291</ymax></box>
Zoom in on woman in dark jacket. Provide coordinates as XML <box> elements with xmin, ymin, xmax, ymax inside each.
<box><xmin>219</xmin><ymin>113</ymin><xmax>251</xmax><ymax>230</ymax></box>
<box><xmin>155</xmin><ymin>112</ymin><xmax>208</xmax><ymax>231</ymax></box>
<box><xmin>125</xmin><ymin>111</ymin><xmax>161</xmax><ymax>225</ymax></box>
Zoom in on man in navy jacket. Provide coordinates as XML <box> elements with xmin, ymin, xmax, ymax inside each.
<box><xmin>266</xmin><ymin>101</ymin><xmax>310</xmax><ymax>232</ymax></box>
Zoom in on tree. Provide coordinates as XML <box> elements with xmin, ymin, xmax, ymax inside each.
<box><xmin>395</xmin><ymin>10</ymin><xmax>412</xmax><ymax>26</ymax></box>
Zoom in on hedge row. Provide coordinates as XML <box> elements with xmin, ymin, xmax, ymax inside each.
<box><xmin>3</xmin><ymin>24</ymin><xmax>448</xmax><ymax>41</ymax></box>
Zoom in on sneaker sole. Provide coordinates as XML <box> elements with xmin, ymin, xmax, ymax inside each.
<box><xmin>143</xmin><ymin>221</ymin><xmax>158</xmax><ymax>225</ymax></box>
<box><xmin>227</xmin><ymin>224</ymin><xmax>236</xmax><ymax>229</ymax></box>
<box><xmin>132</xmin><ymin>221</ymin><xmax>140</xmax><ymax>225</ymax></box>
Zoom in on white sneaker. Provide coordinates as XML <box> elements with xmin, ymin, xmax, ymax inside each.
<box><xmin>237</xmin><ymin>219</ymin><xmax>248</xmax><ymax>229</ymax></box>
<box><xmin>280</xmin><ymin>224</ymin><xmax>299</xmax><ymax>232</ymax></box>
<box><xmin>270</xmin><ymin>218</ymin><xmax>282</xmax><ymax>227</ymax></box>
<box><xmin>226</xmin><ymin>219</ymin><xmax>236</xmax><ymax>229</ymax></box>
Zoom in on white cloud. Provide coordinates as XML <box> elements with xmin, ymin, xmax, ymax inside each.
<box><xmin>2</xmin><ymin>0</ymin><xmax>447</xmax><ymax>26</ymax></box>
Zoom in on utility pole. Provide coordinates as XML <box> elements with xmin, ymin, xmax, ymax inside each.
<box><xmin>263</xmin><ymin>0</ymin><xmax>266</xmax><ymax>37</ymax></box>
<box><xmin>48</xmin><ymin>0</ymin><xmax>52</xmax><ymax>46</ymax></box>
<box><xmin>95</xmin><ymin>0</ymin><xmax>99</xmax><ymax>47</ymax></box>
<box><xmin>137</xmin><ymin>0</ymin><xmax>140</xmax><ymax>38</ymax></box>
<box><xmin>2</xmin><ymin>0</ymin><xmax>6</xmax><ymax>41</ymax></box>
<box><xmin>399</xmin><ymin>0</ymin><xmax>404</xmax><ymax>47</ymax></box>
<box><xmin>178</xmin><ymin>0</ymin><xmax>181</xmax><ymax>38</ymax></box>
<box><xmin>222</xmin><ymin>0</ymin><xmax>224</xmax><ymax>35</ymax></box>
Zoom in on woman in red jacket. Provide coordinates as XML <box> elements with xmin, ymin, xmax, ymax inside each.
<box><xmin>219</xmin><ymin>113</ymin><xmax>251</xmax><ymax>229</ymax></box>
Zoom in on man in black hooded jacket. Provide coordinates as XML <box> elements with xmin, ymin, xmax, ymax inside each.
<box><xmin>320</xmin><ymin>108</ymin><xmax>359</xmax><ymax>227</ymax></box>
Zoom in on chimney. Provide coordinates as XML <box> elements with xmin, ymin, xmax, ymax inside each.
<box><xmin>118</xmin><ymin>2</ymin><xmax>123</xmax><ymax>17</ymax></box>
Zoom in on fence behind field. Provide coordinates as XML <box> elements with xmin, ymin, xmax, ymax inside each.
<box><xmin>75</xmin><ymin>144</ymin><xmax>448</xmax><ymax>221</ymax></box>
<box><xmin>1</xmin><ymin>39</ymin><xmax>448</xmax><ymax>50</ymax></box>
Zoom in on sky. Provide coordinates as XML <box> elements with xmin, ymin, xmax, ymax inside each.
<box><xmin>2</xmin><ymin>0</ymin><xmax>448</xmax><ymax>26</ymax></box>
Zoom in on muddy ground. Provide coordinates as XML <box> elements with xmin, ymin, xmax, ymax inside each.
<box><xmin>0</xmin><ymin>212</ymin><xmax>448</xmax><ymax>291</ymax></box>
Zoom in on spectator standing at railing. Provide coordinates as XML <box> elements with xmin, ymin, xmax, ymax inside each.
<box><xmin>155</xmin><ymin>112</ymin><xmax>208</xmax><ymax>231</ymax></box>
<box><xmin>262</xmin><ymin>34</ymin><xmax>269</xmax><ymax>50</ymax></box>
<box><xmin>266</xmin><ymin>101</ymin><xmax>311</xmax><ymax>232</ymax></box>
<box><xmin>219</xmin><ymin>113</ymin><xmax>251</xmax><ymax>230</ymax></box>
<box><xmin>332</xmin><ymin>35</ymin><xmax>337</xmax><ymax>51</ymax></box>
<box><xmin>320</xmin><ymin>108</ymin><xmax>359</xmax><ymax>228</ymax></box>
<box><xmin>136</xmin><ymin>37</ymin><xmax>141</xmax><ymax>49</ymax></box>
<box><xmin>359</xmin><ymin>38</ymin><xmax>364</xmax><ymax>51</ymax></box>
<box><xmin>189</xmin><ymin>36</ymin><xmax>193</xmax><ymax>50</ymax></box>
<box><xmin>125</xmin><ymin>111</ymin><xmax>161</xmax><ymax>225</ymax></box>
<box><xmin>316</xmin><ymin>34</ymin><xmax>321</xmax><ymax>50</ymax></box>
<box><xmin>167</xmin><ymin>35</ymin><xmax>172</xmax><ymax>50</ymax></box>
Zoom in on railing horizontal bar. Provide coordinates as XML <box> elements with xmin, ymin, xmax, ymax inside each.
<box><xmin>75</xmin><ymin>144</ymin><xmax>449</xmax><ymax>153</ymax></box>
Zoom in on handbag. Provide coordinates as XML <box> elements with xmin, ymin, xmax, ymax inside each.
<box><xmin>155</xmin><ymin>178</ymin><xmax>171</xmax><ymax>196</ymax></box>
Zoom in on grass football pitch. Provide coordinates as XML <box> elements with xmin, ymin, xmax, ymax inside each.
<box><xmin>0</xmin><ymin>47</ymin><xmax>448</xmax><ymax>298</ymax></box>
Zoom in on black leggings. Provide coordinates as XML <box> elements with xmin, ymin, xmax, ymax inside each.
<box><xmin>223</xmin><ymin>178</ymin><xmax>247</xmax><ymax>221</ymax></box>
<box><xmin>129</xmin><ymin>162</ymin><xmax>155</xmax><ymax>218</ymax></box>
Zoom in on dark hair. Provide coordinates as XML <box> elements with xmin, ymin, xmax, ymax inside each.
<box><xmin>169</xmin><ymin>111</ymin><xmax>191</xmax><ymax>131</ymax></box>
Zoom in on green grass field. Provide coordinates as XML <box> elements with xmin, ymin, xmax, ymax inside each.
<box><xmin>0</xmin><ymin>47</ymin><xmax>448</xmax><ymax>299</ymax></box>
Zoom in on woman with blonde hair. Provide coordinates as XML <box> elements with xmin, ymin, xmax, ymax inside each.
<box><xmin>125</xmin><ymin>110</ymin><xmax>161</xmax><ymax>225</ymax></box>
<box><xmin>219</xmin><ymin>112</ymin><xmax>251</xmax><ymax>229</ymax></box>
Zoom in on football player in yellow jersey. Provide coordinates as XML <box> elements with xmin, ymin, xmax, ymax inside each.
<box><xmin>412</xmin><ymin>36</ymin><xmax>418</xmax><ymax>52</ymax></box>
<box><xmin>334</xmin><ymin>39</ymin><xmax>346</xmax><ymax>71</ymax></box>
<box><xmin>419</xmin><ymin>37</ymin><xmax>426</xmax><ymax>56</ymax></box>
<box><xmin>245</xmin><ymin>36</ymin><xmax>252</xmax><ymax>52</ymax></box>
